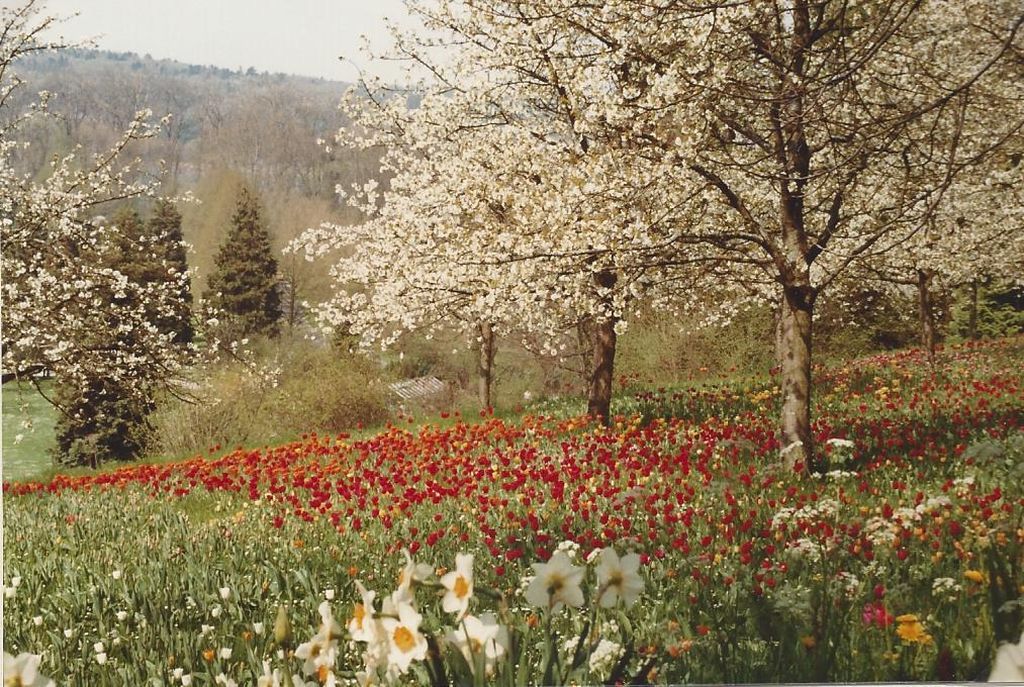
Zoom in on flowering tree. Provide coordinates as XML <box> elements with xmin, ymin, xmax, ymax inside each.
<box><xmin>310</xmin><ymin>0</ymin><xmax>1024</xmax><ymax>468</ymax></box>
<box><xmin>1</xmin><ymin>3</ymin><xmax>199</xmax><ymax>462</ymax></box>
<box><xmin>846</xmin><ymin>142</ymin><xmax>1024</xmax><ymax>364</ymax></box>
<box><xmin>295</xmin><ymin>7</ymin><xmax>754</xmax><ymax>420</ymax></box>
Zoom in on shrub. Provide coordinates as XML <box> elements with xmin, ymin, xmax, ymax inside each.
<box><xmin>151</xmin><ymin>340</ymin><xmax>390</xmax><ymax>457</ymax></box>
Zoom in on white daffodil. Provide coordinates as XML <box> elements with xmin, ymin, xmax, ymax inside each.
<box><xmin>3</xmin><ymin>652</ymin><xmax>55</xmax><ymax>687</ymax></box>
<box><xmin>395</xmin><ymin>549</ymin><xmax>432</xmax><ymax>603</ymax></box>
<box><xmin>349</xmin><ymin>581</ymin><xmax>378</xmax><ymax>643</ymax></box>
<box><xmin>296</xmin><ymin>601</ymin><xmax>343</xmax><ymax>678</ymax></box>
<box><xmin>381</xmin><ymin>601</ymin><xmax>428</xmax><ymax>673</ymax></box>
<box><xmin>219</xmin><ymin>587</ymin><xmax>231</xmax><ymax>601</ymax></box>
<box><xmin>595</xmin><ymin>548</ymin><xmax>644</xmax><ymax>608</ymax></box>
<box><xmin>440</xmin><ymin>553</ymin><xmax>474</xmax><ymax>619</ymax></box>
<box><xmin>525</xmin><ymin>551</ymin><xmax>585</xmax><ymax>611</ymax></box>
<box><xmin>257</xmin><ymin>661</ymin><xmax>280</xmax><ymax>687</ymax></box>
<box><xmin>990</xmin><ymin>632</ymin><xmax>1024</xmax><ymax>682</ymax></box>
<box><xmin>445</xmin><ymin>613</ymin><xmax>508</xmax><ymax>676</ymax></box>
<box><xmin>258</xmin><ymin>660</ymin><xmax>317</xmax><ymax>687</ymax></box>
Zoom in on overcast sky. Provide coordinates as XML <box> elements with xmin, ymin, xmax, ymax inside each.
<box><xmin>42</xmin><ymin>0</ymin><xmax>416</xmax><ymax>82</ymax></box>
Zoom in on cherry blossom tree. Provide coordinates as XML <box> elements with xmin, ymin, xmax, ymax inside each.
<box><xmin>416</xmin><ymin>1</ymin><xmax>1022</xmax><ymax>464</ymax></box>
<box><xmin>295</xmin><ymin>7</ymin><xmax>747</xmax><ymax>421</ymax></box>
<box><xmin>848</xmin><ymin>138</ymin><xmax>1024</xmax><ymax>364</ymax></box>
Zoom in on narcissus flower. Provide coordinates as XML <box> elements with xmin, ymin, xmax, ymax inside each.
<box><xmin>381</xmin><ymin>601</ymin><xmax>428</xmax><ymax>673</ymax></box>
<box><xmin>348</xmin><ymin>581</ymin><xmax>379</xmax><ymax>644</ymax></box>
<box><xmin>3</xmin><ymin>652</ymin><xmax>55</xmax><ymax>687</ymax></box>
<box><xmin>595</xmin><ymin>547</ymin><xmax>643</xmax><ymax>608</ymax></box>
<box><xmin>440</xmin><ymin>553</ymin><xmax>474</xmax><ymax>619</ymax></box>
<box><xmin>295</xmin><ymin>601</ymin><xmax>342</xmax><ymax>677</ymax></box>
<box><xmin>444</xmin><ymin>613</ymin><xmax>508</xmax><ymax>676</ymax></box>
<box><xmin>525</xmin><ymin>551</ymin><xmax>584</xmax><ymax>611</ymax></box>
<box><xmin>395</xmin><ymin>549</ymin><xmax>432</xmax><ymax>603</ymax></box>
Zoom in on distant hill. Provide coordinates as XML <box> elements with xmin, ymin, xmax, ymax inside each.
<box><xmin>14</xmin><ymin>47</ymin><xmax>365</xmax><ymax>190</ymax></box>
<box><xmin>12</xmin><ymin>48</ymin><xmax>381</xmax><ymax>316</ymax></box>
<box><xmin>20</xmin><ymin>47</ymin><xmax>351</xmax><ymax>94</ymax></box>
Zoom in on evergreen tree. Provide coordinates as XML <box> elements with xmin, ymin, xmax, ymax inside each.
<box><xmin>53</xmin><ymin>376</ymin><xmax>153</xmax><ymax>467</ymax></box>
<box><xmin>204</xmin><ymin>188</ymin><xmax>282</xmax><ymax>339</ymax></box>
<box><xmin>53</xmin><ymin>208</ymin><xmax>157</xmax><ymax>465</ymax></box>
<box><xmin>147</xmin><ymin>199</ymin><xmax>194</xmax><ymax>344</ymax></box>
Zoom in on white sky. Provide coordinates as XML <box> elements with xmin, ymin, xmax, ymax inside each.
<box><xmin>42</xmin><ymin>0</ymin><xmax>417</xmax><ymax>82</ymax></box>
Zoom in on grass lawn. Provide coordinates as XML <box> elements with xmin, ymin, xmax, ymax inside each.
<box><xmin>1</xmin><ymin>382</ymin><xmax>56</xmax><ymax>482</ymax></box>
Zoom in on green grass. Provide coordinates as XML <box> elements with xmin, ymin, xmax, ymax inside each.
<box><xmin>2</xmin><ymin>382</ymin><xmax>57</xmax><ymax>482</ymax></box>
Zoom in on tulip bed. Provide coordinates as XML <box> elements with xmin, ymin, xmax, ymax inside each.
<box><xmin>3</xmin><ymin>338</ymin><xmax>1024</xmax><ymax>685</ymax></box>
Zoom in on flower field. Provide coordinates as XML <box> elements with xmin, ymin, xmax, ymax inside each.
<box><xmin>3</xmin><ymin>339</ymin><xmax>1024</xmax><ymax>685</ymax></box>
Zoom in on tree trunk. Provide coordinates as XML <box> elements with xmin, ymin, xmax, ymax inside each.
<box><xmin>774</xmin><ymin>292</ymin><xmax>786</xmax><ymax>368</ymax></box>
<box><xmin>587</xmin><ymin>270</ymin><xmax>618</xmax><ymax>425</ymax></box>
<box><xmin>779</xmin><ymin>283</ymin><xmax>816</xmax><ymax>472</ymax></box>
<box><xmin>967</xmin><ymin>280</ymin><xmax>979</xmax><ymax>340</ymax></box>
<box><xmin>587</xmin><ymin>316</ymin><xmax>617</xmax><ymax>425</ymax></box>
<box><xmin>917</xmin><ymin>269</ymin><xmax>937</xmax><ymax>366</ymax></box>
<box><xmin>476</xmin><ymin>321</ymin><xmax>496</xmax><ymax>410</ymax></box>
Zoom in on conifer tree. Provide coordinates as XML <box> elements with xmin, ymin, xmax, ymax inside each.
<box><xmin>204</xmin><ymin>188</ymin><xmax>282</xmax><ymax>339</ymax></box>
<box><xmin>147</xmin><ymin>199</ymin><xmax>194</xmax><ymax>344</ymax></box>
<box><xmin>53</xmin><ymin>209</ymin><xmax>156</xmax><ymax>465</ymax></box>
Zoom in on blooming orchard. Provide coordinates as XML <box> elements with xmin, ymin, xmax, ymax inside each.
<box><xmin>298</xmin><ymin>0</ymin><xmax>1024</xmax><ymax>463</ymax></box>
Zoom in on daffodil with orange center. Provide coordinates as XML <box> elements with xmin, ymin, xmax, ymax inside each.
<box><xmin>348</xmin><ymin>581</ymin><xmax>378</xmax><ymax>644</ymax></box>
<box><xmin>595</xmin><ymin>547</ymin><xmax>644</xmax><ymax>608</ymax></box>
<box><xmin>525</xmin><ymin>551</ymin><xmax>584</xmax><ymax>611</ymax></box>
<box><xmin>440</xmin><ymin>553</ymin><xmax>474</xmax><ymax>620</ymax></box>
<box><xmin>444</xmin><ymin>613</ymin><xmax>508</xmax><ymax>676</ymax></box>
<box><xmin>394</xmin><ymin>549</ymin><xmax>432</xmax><ymax>604</ymax></box>
<box><xmin>381</xmin><ymin>601</ymin><xmax>428</xmax><ymax>674</ymax></box>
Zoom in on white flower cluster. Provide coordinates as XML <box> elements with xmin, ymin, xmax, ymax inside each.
<box><xmin>556</xmin><ymin>539</ymin><xmax>581</xmax><ymax>560</ymax></box>
<box><xmin>931</xmin><ymin>577</ymin><xmax>963</xmax><ymax>602</ymax></box>
<box><xmin>563</xmin><ymin>635</ymin><xmax>625</xmax><ymax>674</ymax></box>
<box><xmin>786</xmin><ymin>537</ymin><xmax>824</xmax><ymax>563</ymax></box>
<box><xmin>864</xmin><ymin>517</ymin><xmax>897</xmax><ymax>549</ymax></box>
<box><xmin>834</xmin><ymin>572</ymin><xmax>862</xmax><ymax>600</ymax></box>
<box><xmin>276</xmin><ymin>546</ymin><xmax>647</xmax><ymax>686</ymax></box>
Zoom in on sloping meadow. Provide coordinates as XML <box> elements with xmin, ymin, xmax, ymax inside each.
<box><xmin>3</xmin><ymin>338</ymin><xmax>1023</xmax><ymax>685</ymax></box>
